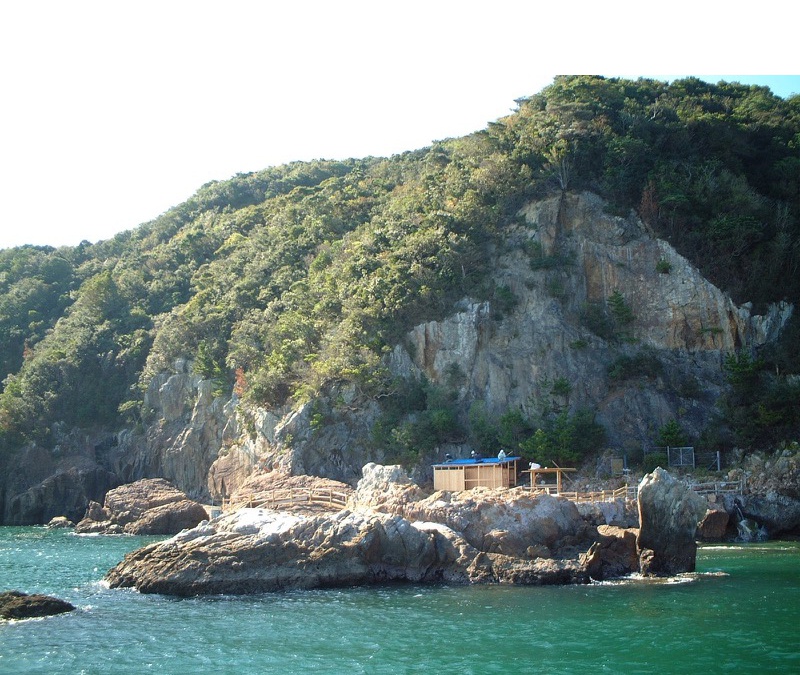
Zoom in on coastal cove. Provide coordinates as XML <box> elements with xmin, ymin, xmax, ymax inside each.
<box><xmin>2</xmin><ymin>527</ymin><xmax>799</xmax><ymax>674</ymax></box>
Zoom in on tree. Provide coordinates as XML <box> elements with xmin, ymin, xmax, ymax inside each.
<box><xmin>656</xmin><ymin>419</ymin><xmax>687</xmax><ymax>447</ymax></box>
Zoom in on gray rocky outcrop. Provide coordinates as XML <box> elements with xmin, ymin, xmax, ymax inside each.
<box><xmin>1</xmin><ymin>443</ymin><xmax>118</xmax><ymax>525</ymax></box>
<box><xmin>0</xmin><ymin>591</ymin><xmax>75</xmax><ymax>620</ymax></box>
<box><xmin>45</xmin><ymin>516</ymin><xmax>75</xmax><ymax>529</ymax></box>
<box><xmin>104</xmin><ymin>465</ymin><xmax>702</xmax><ymax>596</ymax></box>
<box><xmin>728</xmin><ymin>447</ymin><xmax>800</xmax><ymax>537</ymax></box>
<box><xmin>76</xmin><ymin>478</ymin><xmax>208</xmax><ymax>535</ymax></box>
<box><xmin>108</xmin><ymin>360</ymin><xmax>234</xmax><ymax>502</ymax></box>
<box><xmin>637</xmin><ymin>467</ymin><xmax>707</xmax><ymax>575</ymax></box>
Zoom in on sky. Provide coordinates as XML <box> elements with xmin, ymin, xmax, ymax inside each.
<box><xmin>1</xmin><ymin>1</ymin><xmax>797</xmax><ymax>250</ymax></box>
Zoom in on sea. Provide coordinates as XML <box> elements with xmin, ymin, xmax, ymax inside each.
<box><xmin>1</xmin><ymin>527</ymin><xmax>798</xmax><ymax>674</ymax></box>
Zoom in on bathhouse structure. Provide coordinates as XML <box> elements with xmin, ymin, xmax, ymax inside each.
<box><xmin>432</xmin><ymin>456</ymin><xmax>521</xmax><ymax>491</ymax></box>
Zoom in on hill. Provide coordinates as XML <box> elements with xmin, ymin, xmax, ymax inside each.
<box><xmin>1</xmin><ymin>75</ymin><xmax>798</xmax><ymax>523</ymax></box>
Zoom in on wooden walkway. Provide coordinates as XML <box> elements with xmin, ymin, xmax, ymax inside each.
<box><xmin>528</xmin><ymin>477</ymin><xmax>745</xmax><ymax>503</ymax></box>
<box><xmin>691</xmin><ymin>479</ymin><xmax>744</xmax><ymax>495</ymax></box>
<box><xmin>223</xmin><ymin>487</ymin><xmax>350</xmax><ymax>512</ymax></box>
<box><xmin>530</xmin><ymin>485</ymin><xmax>638</xmax><ymax>502</ymax></box>
<box><xmin>221</xmin><ymin>477</ymin><xmax>744</xmax><ymax>513</ymax></box>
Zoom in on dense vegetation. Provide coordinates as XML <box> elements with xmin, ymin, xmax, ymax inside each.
<box><xmin>1</xmin><ymin>76</ymin><xmax>798</xmax><ymax>461</ymax></box>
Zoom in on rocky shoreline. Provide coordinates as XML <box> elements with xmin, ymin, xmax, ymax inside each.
<box><xmin>105</xmin><ymin>465</ymin><xmax>707</xmax><ymax>596</ymax></box>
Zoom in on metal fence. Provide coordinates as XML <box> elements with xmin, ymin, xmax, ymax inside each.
<box><xmin>646</xmin><ymin>446</ymin><xmax>722</xmax><ymax>471</ymax></box>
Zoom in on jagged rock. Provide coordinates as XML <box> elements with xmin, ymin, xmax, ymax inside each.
<box><xmin>106</xmin><ymin>509</ymin><xmax>474</xmax><ymax>595</ymax></box>
<box><xmin>349</xmin><ymin>463</ymin><xmax>427</xmax><ymax>513</ymax></box>
<box><xmin>0</xmin><ymin>591</ymin><xmax>75</xmax><ymax>620</ymax></box>
<box><xmin>725</xmin><ymin>448</ymin><xmax>800</xmax><ymax>537</ymax></box>
<box><xmin>696</xmin><ymin>508</ymin><xmax>730</xmax><ymax>541</ymax></box>
<box><xmin>45</xmin><ymin>516</ymin><xmax>75</xmax><ymax>529</ymax></box>
<box><xmin>105</xmin><ymin>465</ymin><xmax>650</xmax><ymax>596</ymax></box>
<box><xmin>398</xmin><ymin>488</ymin><xmax>595</xmax><ymax>558</ymax></box>
<box><xmin>582</xmin><ymin>525</ymin><xmax>640</xmax><ymax>581</ymax></box>
<box><xmin>76</xmin><ymin>478</ymin><xmax>207</xmax><ymax>535</ymax></box>
<box><xmin>574</xmin><ymin>499</ymin><xmax>639</xmax><ymax>528</ymax></box>
<box><xmin>637</xmin><ymin>468</ymin><xmax>707</xmax><ymax>575</ymax></box>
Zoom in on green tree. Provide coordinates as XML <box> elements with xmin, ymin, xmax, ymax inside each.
<box><xmin>656</xmin><ymin>419</ymin><xmax>688</xmax><ymax>447</ymax></box>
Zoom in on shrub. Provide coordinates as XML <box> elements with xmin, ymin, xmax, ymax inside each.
<box><xmin>608</xmin><ymin>348</ymin><xmax>662</xmax><ymax>382</ymax></box>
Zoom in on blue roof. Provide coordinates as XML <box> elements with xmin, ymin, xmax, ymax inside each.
<box><xmin>432</xmin><ymin>456</ymin><xmax>521</xmax><ymax>468</ymax></box>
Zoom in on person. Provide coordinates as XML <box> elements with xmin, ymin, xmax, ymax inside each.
<box><xmin>498</xmin><ymin>449</ymin><xmax>506</xmax><ymax>461</ymax></box>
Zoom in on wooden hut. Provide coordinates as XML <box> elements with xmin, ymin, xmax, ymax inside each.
<box><xmin>432</xmin><ymin>456</ymin><xmax>521</xmax><ymax>491</ymax></box>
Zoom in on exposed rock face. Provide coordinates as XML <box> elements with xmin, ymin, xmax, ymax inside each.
<box><xmin>108</xmin><ymin>360</ymin><xmax>235</xmax><ymax>502</ymax></box>
<box><xmin>105</xmin><ymin>464</ymin><xmax>705</xmax><ymax>596</ymax></box>
<box><xmin>637</xmin><ymin>468</ymin><xmax>707</xmax><ymax>575</ymax></box>
<box><xmin>1</xmin><ymin>443</ymin><xmax>118</xmax><ymax>526</ymax></box>
<box><xmin>735</xmin><ymin>494</ymin><xmax>800</xmax><ymax>538</ymax></box>
<box><xmin>729</xmin><ymin>447</ymin><xmax>800</xmax><ymax>537</ymax></box>
<box><xmin>389</xmin><ymin>192</ymin><xmax>792</xmax><ymax>450</ymax></box>
<box><xmin>76</xmin><ymin>478</ymin><xmax>208</xmax><ymax>535</ymax></box>
<box><xmin>200</xmin><ymin>194</ymin><xmax>792</xmax><ymax>493</ymax></box>
<box><xmin>0</xmin><ymin>591</ymin><xmax>75</xmax><ymax>620</ymax></box>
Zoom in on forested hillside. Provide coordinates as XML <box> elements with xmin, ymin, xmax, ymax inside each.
<box><xmin>1</xmin><ymin>75</ymin><xmax>799</xmax><ymax>463</ymax></box>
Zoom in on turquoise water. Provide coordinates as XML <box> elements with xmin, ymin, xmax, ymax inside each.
<box><xmin>1</xmin><ymin>528</ymin><xmax>799</xmax><ymax>674</ymax></box>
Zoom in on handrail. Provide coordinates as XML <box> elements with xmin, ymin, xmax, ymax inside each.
<box><xmin>691</xmin><ymin>479</ymin><xmax>744</xmax><ymax>494</ymax></box>
<box><xmin>528</xmin><ymin>485</ymin><xmax>637</xmax><ymax>502</ymax></box>
<box><xmin>222</xmin><ymin>486</ymin><xmax>350</xmax><ymax>512</ymax></box>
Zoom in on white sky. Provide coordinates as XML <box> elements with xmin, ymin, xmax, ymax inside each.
<box><xmin>1</xmin><ymin>0</ymin><xmax>797</xmax><ymax>250</ymax></box>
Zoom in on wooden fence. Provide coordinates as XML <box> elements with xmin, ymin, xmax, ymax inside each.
<box><xmin>691</xmin><ymin>479</ymin><xmax>745</xmax><ymax>495</ymax></box>
<box><xmin>529</xmin><ymin>485</ymin><xmax>638</xmax><ymax>502</ymax></box>
<box><xmin>223</xmin><ymin>487</ymin><xmax>351</xmax><ymax>512</ymax></box>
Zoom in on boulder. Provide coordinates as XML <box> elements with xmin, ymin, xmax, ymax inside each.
<box><xmin>124</xmin><ymin>499</ymin><xmax>210</xmax><ymax>535</ymax></box>
<box><xmin>106</xmin><ymin>509</ymin><xmax>473</xmax><ymax>595</ymax></box>
<box><xmin>637</xmin><ymin>468</ymin><xmax>707</xmax><ymax>575</ymax></box>
<box><xmin>0</xmin><ymin>591</ymin><xmax>75</xmax><ymax>620</ymax></box>
<box><xmin>582</xmin><ymin>525</ymin><xmax>640</xmax><ymax>581</ymax></box>
<box><xmin>76</xmin><ymin>478</ymin><xmax>208</xmax><ymax>535</ymax></box>
<box><xmin>228</xmin><ymin>471</ymin><xmax>354</xmax><ymax>514</ymax></box>
<box><xmin>45</xmin><ymin>516</ymin><xmax>75</xmax><ymax>529</ymax></box>
<box><xmin>349</xmin><ymin>463</ymin><xmax>427</xmax><ymax>513</ymax></box>
<box><xmin>696</xmin><ymin>508</ymin><xmax>730</xmax><ymax>541</ymax></box>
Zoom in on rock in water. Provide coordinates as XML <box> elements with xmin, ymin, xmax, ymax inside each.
<box><xmin>76</xmin><ymin>478</ymin><xmax>208</xmax><ymax>535</ymax></box>
<box><xmin>637</xmin><ymin>468</ymin><xmax>707</xmax><ymax>575</ymax></box>
<box><xmin>45</xmin><ymin>516</ymin><xmax>75</xmax><ymax>529</ymax></box>
<box><xmin>696</xmin><ymin>508</ymin><xmax>730</xmax><ymax>541</ymax></box>
<box><xmin>0</xmin><ymin>591</ymin><xmax>75</xmax><ymax>620</ymax></box>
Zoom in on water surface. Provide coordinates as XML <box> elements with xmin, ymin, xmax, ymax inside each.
<box><xmin>1</xmin><ymin>528</ymin><xmax>798</xmax><ymax>674</ymax></box>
